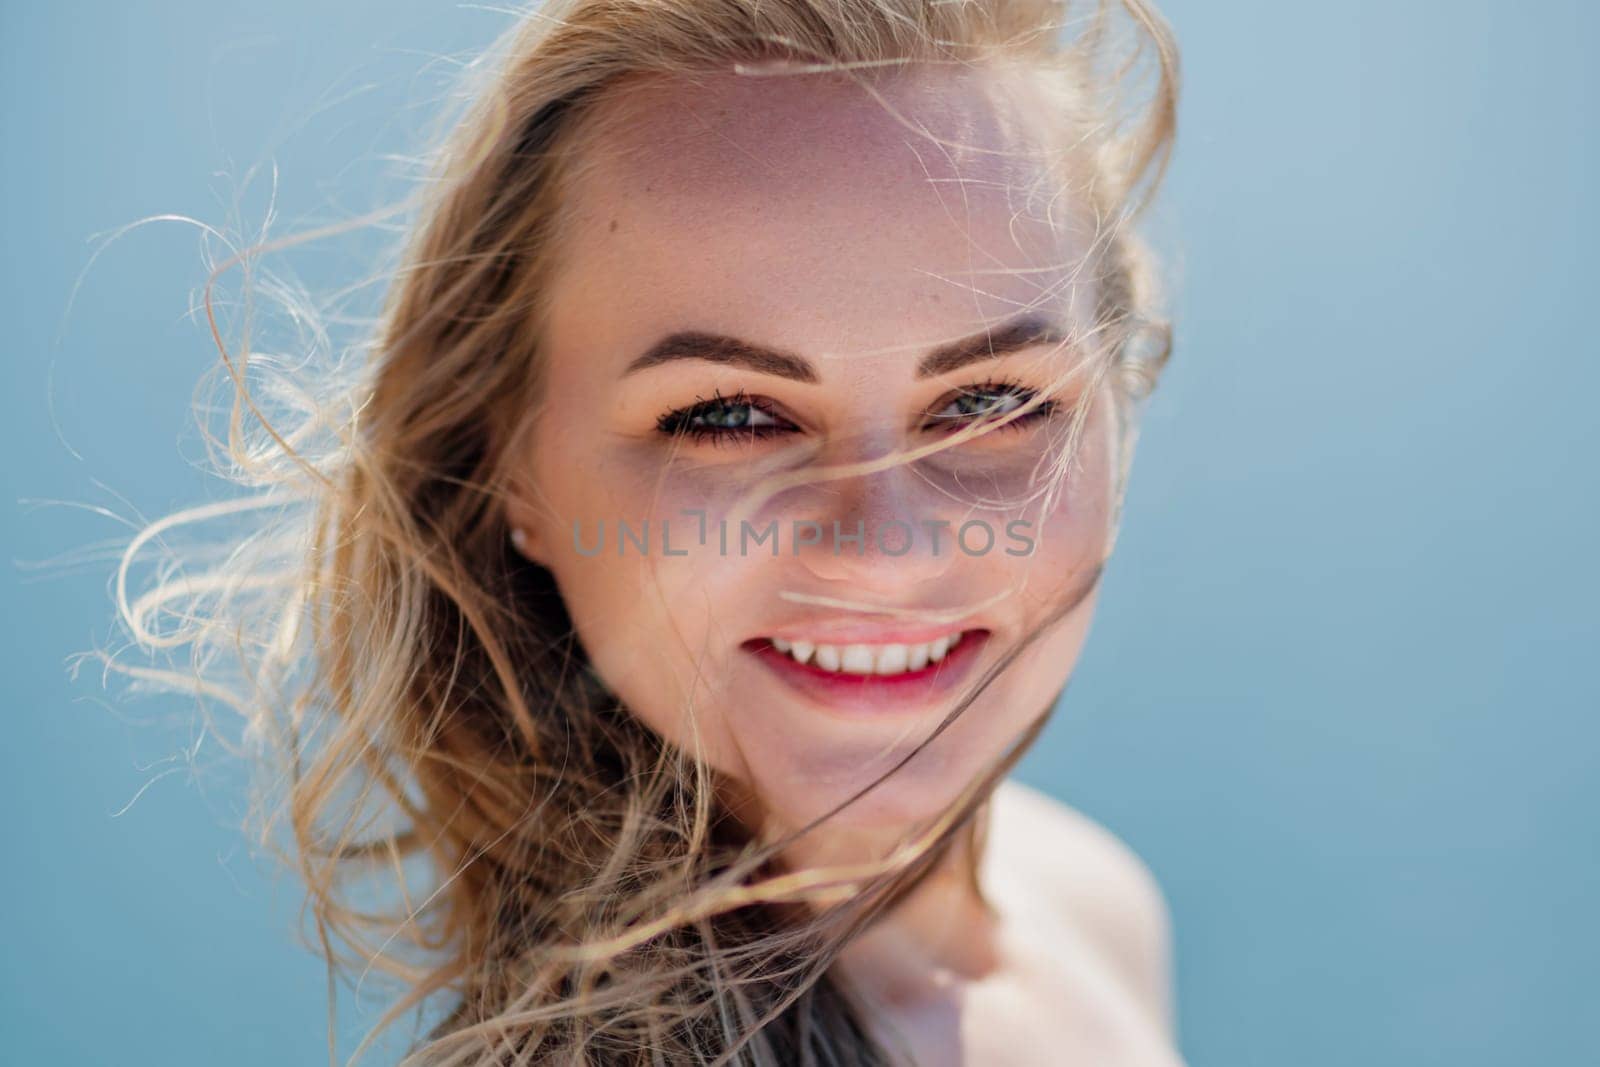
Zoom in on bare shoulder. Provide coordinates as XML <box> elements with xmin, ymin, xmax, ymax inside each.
<box><xmin>987</xmin><ymin>778</ymin><xmax>1175</xmax><ymax>1031</ymax></box>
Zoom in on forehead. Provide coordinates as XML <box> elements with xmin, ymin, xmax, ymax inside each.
<box><xmin>543</xmin><ymin>63</ymin><xmax>1096</xmax><ymax>367</ymax></box>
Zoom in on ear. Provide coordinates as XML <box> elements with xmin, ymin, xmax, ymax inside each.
<box><xmin>507</xmin><ymin>519</ymin><xmax>551</xmax><ymax>567</ymax></box>
<box><xmin>504</xmin><ymin>487</ymin><xmax>551</xmax><ymax>567</ymax></box>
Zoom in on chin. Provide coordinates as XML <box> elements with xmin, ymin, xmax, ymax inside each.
<box><xmin>745</xmin><ymin>725</ymin><xmax>1007</xmax><ymax>842</ymax></box>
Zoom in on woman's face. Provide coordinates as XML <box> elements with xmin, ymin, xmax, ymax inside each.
<box><xmin>507</xmin><ymin>63</ymin><xmax>1117</xmax><ymax>841</ymax></box>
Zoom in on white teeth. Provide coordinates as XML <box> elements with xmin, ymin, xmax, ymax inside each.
<box><xmin>764</xmin><ymin>631</ymin><xmax>973</xmax><ymax>676</ymax></box>
<box><xmin>874</xmin><ymin>644</ymin><xmax>908</xmax><ymax>675</ymax></box>
<box><xmin>840</xmin><ymin>645</ymin><xmax>876</xmax><ymax>673</ymax></box>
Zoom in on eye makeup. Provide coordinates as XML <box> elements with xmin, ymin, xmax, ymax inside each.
<box><xmin>923</xmin><ymin>378</ymin><xmax>1058</xmax><ymax>434</ymax></box>
<box><xmin>654</xmin><ymin>387</ymin><xmax>799</xmax><ymax>447</ymax></box>
<box><xmin>654</xmin><ymin>379</ymin><xmax>1058</xmax><ymax>447</ymax></box>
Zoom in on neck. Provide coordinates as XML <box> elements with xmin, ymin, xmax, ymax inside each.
<box><xmin>783</xmin><ymin>801</ymin><xmax>1006</xmax><ymax>1004</ymax></box>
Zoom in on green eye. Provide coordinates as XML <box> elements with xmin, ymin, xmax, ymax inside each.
<box><xmin>929</xmin><ymin>381</ymin><xmax>1055</xmax><ymax>431</ymax></box>
<box><xmin>944</xmin><ymin>391</ymin><xmax>1022</xmax><ymax>418</ymax></box>
<box><xmin>656</xmin><ymin>389</ymin><xmax>795</xmax><ymax>445</ymax></box>
<box><xmin>692</xmin><ymin>401</ymin><xmax>774</xmax><ymax>429</ymax></box>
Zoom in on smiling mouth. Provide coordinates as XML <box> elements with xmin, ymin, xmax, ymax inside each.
<box><xmin>739</xmin><ymin>628</ymin><xmax>992</xmax><ymax>715</ymax></box>
<box><xmin>759</xmin><ymin>629</ymin><xmax>976</xmax><ymax>676</ymax></box>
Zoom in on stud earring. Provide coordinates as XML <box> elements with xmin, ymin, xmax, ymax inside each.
<box><xmin>510</xmin><ymin>526</ymin><xmax>529</xmax><ymax>552</ymax></box>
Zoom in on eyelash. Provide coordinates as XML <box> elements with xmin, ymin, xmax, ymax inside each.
<box><xmin>655</xmin><ymin>388</ymin><xmax>794</xmax><ymax>447</ymax></box>
<box><xmin>653</xmin><ymin>379</ymin><xmax>1057</xmax><ymax>447</ymax></box>
<box><xmin>926</xmin><ymin>378</ymin><xmax>1059</xmax><ymax>434</ymax></box>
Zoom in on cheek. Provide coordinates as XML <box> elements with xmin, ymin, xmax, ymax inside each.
<box><xmin>555</xmin><ymin>555</ymin><xmax>739</xmax><ymax>757</ymax></box>
<box><xmin>526</xmin><ymin>438</ymin><xmax>765</xmax><ymax>771</ymax></box>
<box><xmin>1002</xmin><ymin>399</ymin><xmax>1118</xmax><ymax>620</ymax></box>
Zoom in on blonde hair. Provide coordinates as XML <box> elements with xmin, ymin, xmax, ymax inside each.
<box><xmin>100</xmin><ymin>1</ymin><xmax>1178</xmax><ymax>1063</ymax></box>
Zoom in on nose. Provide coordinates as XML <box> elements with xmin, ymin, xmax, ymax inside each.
<box><xmin>790</xmin><ymin>453</ymin><xmax>962</xmax><ymax>591</ymax></box>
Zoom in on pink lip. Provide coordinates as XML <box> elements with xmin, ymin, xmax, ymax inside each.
<box><xmin>741</xmin><ymin>629</ymin><xmax>992</xmax><ymax>716</ymax></box>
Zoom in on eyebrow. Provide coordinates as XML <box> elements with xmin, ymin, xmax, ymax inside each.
<box><xmin>620</xmin><ymin>313</ymin><xmax>1068</xmax><ymax>383</ymax></box>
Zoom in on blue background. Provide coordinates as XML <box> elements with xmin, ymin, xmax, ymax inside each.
<box><xmin>5</xmin><ymin>2</ymin><xmax>1595</xmax><ymax>1064</ymax></box>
